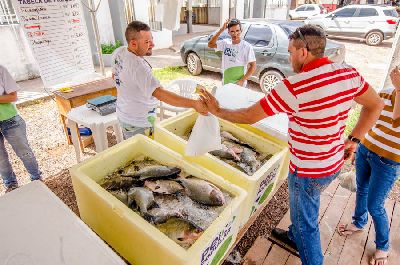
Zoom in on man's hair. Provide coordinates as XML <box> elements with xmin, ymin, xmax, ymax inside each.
<box><xmin>228</xmin><ymin>18</ymin><xmax>241</xmax><ymax>30</ymax></box>
<box><xmin>289</xmin><ymin>24</ymin><xmax>326</xmax><ymax>57</ymax></box>
<box><xmin>125</xmin><ymin>21</ymin><xmax>150</xmax><ymax>43</ymax></box>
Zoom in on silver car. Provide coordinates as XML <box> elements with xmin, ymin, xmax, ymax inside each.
<box><xmin>305</xmin><ymin>4</ymin><xmax>399</xmax><ymax>46</ymax></box>
<box><xmin>180</xmin><ymin>19</ymin><xmax>345</xmax><ymax>93</ymax></box>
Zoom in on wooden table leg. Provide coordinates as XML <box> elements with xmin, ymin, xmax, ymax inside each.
<box><xmin>60</xmin><ymin>115</ymin><xmax>71</xmax><ymax>144</ymax></box>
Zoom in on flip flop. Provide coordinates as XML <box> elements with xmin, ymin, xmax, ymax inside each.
<box><xmin>337</xmin><ymin>223</ymin><xmax>363</xmax><ymax>236</ymax></box>
<box><xmin>370</xmin><ymin>255</ymin><xmax>388</xmax><ymax>265</ymax></box>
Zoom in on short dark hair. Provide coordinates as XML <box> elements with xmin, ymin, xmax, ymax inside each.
<box><xmin>228</xmin><ymin>18</ymin><xmax>241</xmax><ymax>30</ymax></box>
<box><xmin>289</xmin><ymin>24</ymin><xmax>326</xmax><ymax>57</ymax></box>
<box><xmin>125</xmin><ymin>21</ymin><xmax>150</xmax><ymax>43</ymax></box>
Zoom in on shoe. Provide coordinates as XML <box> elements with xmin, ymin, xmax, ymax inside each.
<box><xmin>5</xmin><ymin>184</ymin><xmax>19</xmax><ymax>193</ymax></box>
<box><xmin>270</xmin><ymin>228</ymin><xmax>299</xmax><ymax>255</ymax></box>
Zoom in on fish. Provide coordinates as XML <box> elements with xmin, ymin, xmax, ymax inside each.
<box><xmin>144</xmin><ymin>180</ymin><xmax>184</xmax><ymax>195</ymax></box>
<box><xmin>179</xmin><ymin>177</ymin><xmax>225</xmax><ymax>206</ymax></box>
<box><xmin>239</xmin><ymin>148</ymin><xmax>260</xmax><ymax>175</ymax></box>
<box><xmin>210</xmin><ymin>145</ymin><xmax>240</xmax><ymax>161</ymax></box>
<box><xmin>127</xmin><ymin>187</ymin><xmax>156</xmax><ymax>214</ymax></box>
<box><xmin>110</xmin><ymin>190</ymin><xmax>129</xmax><ymax>205</ymax></box>
<box><xmin>99</xmin><ymin>176</ymin><xmax>135</xmax><ymax>190</ymax></box>
<box><xmin>221</xmin><ymin>131</ymin><xmax>256</xmax><ymax>151</ymax></box>
<box><xmin>144</xmin><ymin>208</ymin><xmax>184</xmax><ymax>224</ymax></box>
<box><xmin>156</xmin><ymin>217</ymin><xmax>204</xmax><ymax>249</ymax></box>
<box><xmin>123</xmin><ymin>165</ymin><xmax>181</xmax><ymax>180</ymax></box>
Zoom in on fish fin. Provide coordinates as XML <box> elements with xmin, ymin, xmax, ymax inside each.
<box><xmin>143</xmin><ymin>212</ymin><xmax>155</xmax><ymax>223</ymax></box>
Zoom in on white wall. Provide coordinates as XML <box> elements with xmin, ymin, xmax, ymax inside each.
<box><xmin>152</xmin><ymin>29</ymin><xmax>173</xmax><ymax>49</ymax></box>
<box><xmin>236</xmin><ymin>0</ymin><xmax>245</xmax><ymax>19</ymax></box>
<box><xmin>220</xmin><ymin>0</ymin><xmax>230</xmax><ymax>25</ymax></box>
<box><xmin>94</xmin><ymin>0</ymin><xmax>115</xmax><ymax>44</ymax></box>
<box><xmin>133</xmin><ymin>0</ymin><xmax>150</xmax><ymax>24</ymax></box>
<box><xmin>0</xmin><ymin>25</ymin><xmax>40</xmax><ymax>81</ymax></box>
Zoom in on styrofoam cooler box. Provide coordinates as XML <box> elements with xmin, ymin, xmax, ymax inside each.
<box><xmin>0</xmin><ymin>181</ymin><xmax>125</xmax><ymax>265</ymax></box>
<box><xmin>154</xmin><ymin>110</ymin><xmax>289</xmax><ymax>226</ymax></box>
<box><xmin>70</xmin><ymin>135</ymin><xmax>246</xmax><ymax>265</ymax></box>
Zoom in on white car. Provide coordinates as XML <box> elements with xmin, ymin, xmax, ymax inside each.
<box><xmin>289</xmin><ymin>4</ymin><xmax>327</xmax><ymax>20</ymax></box>
<box><xmin>305</xmin><ymin>4</ymin><xmax>399</xmax><ymax>46</ymax></box>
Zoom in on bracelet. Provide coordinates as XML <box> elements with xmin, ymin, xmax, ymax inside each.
<box><xmin>348</xmin><ymin>135</ymin><xmax>361</xmax><ymax>144</ymax></box>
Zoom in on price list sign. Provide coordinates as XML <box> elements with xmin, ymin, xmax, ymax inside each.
<box><xmin>13</xmin><ymin>0</ymin><xmax>95</xmax><ymax>87</ymax></box>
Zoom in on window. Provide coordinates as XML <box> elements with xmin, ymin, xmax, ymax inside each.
<box><xmin>306</xmin><ymin>6</ymin><xmax>316</xmax><ymax>11</ymax></box>
<box><xmin>383</xmin><ymin>9</ymin><xmax>399</xmax><ymax>17</ymax></box>
<box><xmin>0</xmin><ymin>0</ymin><xmax>18</xmax><ymax>25</ymax></box>
<box><xmin>334</xmin><ymin>8</ymin><xmax>357</xmax><ymax>17</ymax></box>
<box><xmin>279</xmin><ymin>22</ymin><xmax>305</xmax><ymax>35</ymax></box>
<box><xmin>357</xmin><ymin>8</ymin><xmax>378</xmax><ymax>17</ymax></box>
<box><xmin>244</xmin><ymin>24</ymin><xmax>273</xmax><ymax>47</ymax></box>
<box><xmin>296</xmin><ymin>6</ymin><xmax>306</xmax><ymax>11</ymax></box>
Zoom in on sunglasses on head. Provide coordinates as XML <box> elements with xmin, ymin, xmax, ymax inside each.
<box><xmin>296</xmin><ymin>28</ymin><xmax>310</xmax><ymax>51</ymax></box>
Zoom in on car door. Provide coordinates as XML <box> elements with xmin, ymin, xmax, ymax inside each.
<box><xmin>243</xmin><ymin>24</ymin><xmax>277</xmax><ymax>75</ymax></box>
<box><xmin>304</xmin><ymin>5</ymin><xmax>316</xmax><ymax>18</ymax></box>
<box><xmin>326</xmin><ymin>7</ymin><xmax>357</xmax><ymax>35</ymax></box>
<box><xmin>294</xmin><ymin>5</ymin><xmax>306</xmax><ymax>19</ymax></box>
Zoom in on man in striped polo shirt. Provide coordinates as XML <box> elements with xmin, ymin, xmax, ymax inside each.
<box><xmin>200</xmin><ymin>25</ymin><xmax>384</xmax><ymax>265</ymax></box>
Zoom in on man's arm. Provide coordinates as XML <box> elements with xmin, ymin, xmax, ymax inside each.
<box><xmin>208</xmin><ymin>20</ymin><xmax>229</xmax><ymax>48</ymax></box>
<box><xmin>344</xmin><ymin>86</ymin><xmax>384</xmax><ymax>159</ymax></box>
<box><xmin>152</xmin><ymin>87</ymin><xmax>207</xmax><ymax>115</ymax></box>
<box><xmin>200</xmin><ymin>89</ymin><xmax>267</xmax><ymax>124</ymax></box>
<box><xmin>0</xmin><ymin>92</ymin><xmax>17</xmax><ymax>103</ymax></box>
<box><xmin>390</xmin><ymin>67</ymin><xmax>400</xmax><ymax>122</ymax></box>
<box><xmin>237</xmin><ymin>61</ymin><xmax>256</xmax><ymax>86</ymax></box>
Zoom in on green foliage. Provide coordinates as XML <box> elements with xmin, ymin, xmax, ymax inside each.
<box><xmin>101</xmin><ymin>40</ymin><xmax>122</xmax><ymax>54</ymax></box>
<box><xmin>345</xmin><ymin>104</ymin><xmax>361</xmax><ymax>136</ymax></box>
<box><xmin>152</xmin><ymin>66</ymin><xmax>191</xmax><ymax>83</ymax></box>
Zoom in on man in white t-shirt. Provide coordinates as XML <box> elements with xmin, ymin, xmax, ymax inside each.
<box><xmin>112</xmin><ymin>21</ymin><xmax>207</xmax><ymax>139</ymax></box>
<box><xmin>208</xmin><ymin>18</ymin><xmax>256</xmax><ymax>87</ymax></box>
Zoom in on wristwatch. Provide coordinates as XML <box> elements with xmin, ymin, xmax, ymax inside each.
<box><xmin>348</xmin><ymin>135</ymin><xmax>361</xmax><ymax>144</ymax></box>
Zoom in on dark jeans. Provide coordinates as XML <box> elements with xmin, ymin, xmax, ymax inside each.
<box><xmin>353</xmin><ymin>144</ymin><xmax>400</xmax><ymax>251</ymax></box>
<box><xmin>0</xmin><ymin>115</ymin><xmax>41</xmax><ymax>188</ymax></box>
<box><xmin>288</xmin><ymin>169</ymin><xmax>339</xmax><ymax>265</ymax></box>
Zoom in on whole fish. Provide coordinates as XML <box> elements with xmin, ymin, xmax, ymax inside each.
<box><xmin>110</xmin><ymin>190</ymin><xmax>129</xmax><ymax>205</ymax></box>
<box><xmin>144</xmin><ymin>208</ymin><xmax>184</xmax><ymax>224</ymax></box>
<box><xmin>128</xmin><ymin>187</ymin><xmax>156</xmax><ymax>214</ymax></box>
<box><xmin>240</xmin><ymin>148</ymin><xmax>260</xmax><ymax>175</ymax></box>
<box><xmin>123</xmin><ymin>165</ymin><xmax>181</xmax><ymax>180</ymax></box>
<box><xmin>99</xmin><ymin>176</ymin><xmax>134</xmax><ymax>190</ymax></box>
<box><xmin>144</xmin><ymin>180</ymin><xmax>184</xmax><ymax>195</ymax></box>
<box><xmin>179</xmin><ymin>177</ymin><xmax>225</xmax><ymax>206</ymax></box>
<box><xmin>210</xmin><ymin>145</ymin><xmax>240</xmax><ymax>161</ymax></box>
<box><xmin>221</xmin><ymin>131</ymin><xmax>256</xmax><ymax>151</ymax></box>
<box><xmin>156</xmin><ymin>217</ymin><xmax>203</xmax><ymax>249</ymax></box>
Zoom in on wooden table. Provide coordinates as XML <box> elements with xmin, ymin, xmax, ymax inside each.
<box><xmin>53</xmin><ymin>78</ymin><xmax>117</xmax><ymax>149</ymax></box>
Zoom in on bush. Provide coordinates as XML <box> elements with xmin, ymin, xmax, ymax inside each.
<box><xmin>101</xmin><ymin>40</ymin><xmax>122</xmax><ymax>54</ymax></box>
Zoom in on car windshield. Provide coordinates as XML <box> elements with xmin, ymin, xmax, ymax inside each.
<box><xmin>383</xmin><ymin>9</ymin><xmax>399</xmax><ymax>17</ymax></box>
<box><xmin>279</xmin><ymin>22</ymin><xmax>305</xmax><ymax>35</ymax></box>
<box><xmin>210</xmin><ymin>29</ymin><xmax>230</xmax><ymax>41</ymax></box>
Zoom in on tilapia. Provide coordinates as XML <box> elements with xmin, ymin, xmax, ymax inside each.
<box><xmin>210</xmin><ymin>145</ymin><xmax>240</xmax><ymax>161</ymax></box>
<box><xmin>128</xmin><ymin>187</ymin><xmax>156</xmax><ymax>214</ymax></box>
<box><xmin>156</xmin><ymin>217</ymin><xmax>204</xmax><ymax>249</ymax></box>
<box><xmin>123</xmin><ymin>165</ymin><xmax>181</xmax><ymax>180</ymax></box>
<box><xmin>144</xmin><ymin>208</ymin><xmax>184</xmax><ymax>224</ymax></box>
<box><xmin>110</xmin><ymin>190</ymin><xmax>129</xmax><ymax>205</ymax></box>
<box><xmin>240</xmin><ymin>148</ymin><xmax>261</xmax><ymax>175</ymax></box>
<box><xmin>221</xmin><ymin>131</ymin><xmax>256</xmax><ymax>151</ymax></box>
<box><xmin>179</xmin><ymin>177</ymin><xmax>225</xmax><ymax>206</ymax></box>
<box><xmin>144</xmin><ymin>180</ymin><xmax>184</xmax><ymax>195</ymax></box>
<box><xmin>99</xmin><ymin>176</ymin><xmax>134</xmax><ymax>190</ymax></box>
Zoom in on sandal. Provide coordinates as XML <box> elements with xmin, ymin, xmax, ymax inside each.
<box><xmin>370</xmin><ymin>255</ymin><xmax>388</xmax><ymax>265</ymax></box>
<box><xmin>337</xmin><ymin>223</ymin><xmax>363</xmax><ymax>236</ymax></box>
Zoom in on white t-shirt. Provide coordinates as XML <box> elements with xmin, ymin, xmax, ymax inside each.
<box><xmin>215</xmin><ymin>39</ymin><xmax>256</xmax><ymax>86</ymax></box>
<box><xmin>112</xmin><ymin>47</ymin><xmax>160</xmax><ymax>127</ymax></box>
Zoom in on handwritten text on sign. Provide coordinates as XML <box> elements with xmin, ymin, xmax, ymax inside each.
<box><xmin>13</xmin><ymin>0</ymin><xmax>94</xmax><ymax>87</ymax></box>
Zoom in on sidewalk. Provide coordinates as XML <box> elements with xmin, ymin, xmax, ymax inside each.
<box><xmin>16</xmin><ymin>24</ymin><xmax>218</xmax><ymax>105</ymax></box>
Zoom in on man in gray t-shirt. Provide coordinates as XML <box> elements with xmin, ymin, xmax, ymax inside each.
<box><xmin>112</xmin><ymin>21</ymin><xmax>207</xmax><ymax>139</ymax></box>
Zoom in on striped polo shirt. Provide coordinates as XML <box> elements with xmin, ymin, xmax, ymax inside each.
<box><xmin>259</xmin><ymin>57</ymin><xmax>369</xmax><ymax>178</ymax></box>
<box><xmin>362</xmin><ymin>88</ymin><xmax>400</xmax><ymax>162</ymax></box>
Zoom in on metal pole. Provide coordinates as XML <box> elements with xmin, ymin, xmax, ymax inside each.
<box><xmin>88</xmin><ymin>0</ymin><xmax>105</xmax><ymax>76</ymax></box>
<box><xmin>187</xmin><ymin>0</ymin><xmax>193</xmax><ymax>33</ymax></box>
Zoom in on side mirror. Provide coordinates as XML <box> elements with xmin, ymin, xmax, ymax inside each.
<box><xmin>208</xmin><ymin>34</ymin><xmax>213</xmax><ymax>41</ymax></box>
<box><xmin>331</xmin><ymin>14</ymin><xmax>336</xmax><ymax>20</ymax></box>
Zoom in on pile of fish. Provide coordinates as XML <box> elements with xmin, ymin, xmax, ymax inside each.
<box><xmin>99</xmin><ymin>157</ymin><xmax>232</xmax><ymax>249</ymax></box>
<box><xmin>182</xmin><ymin>130</ymin><xmax>272</xmax><ymax>175</ymax></box>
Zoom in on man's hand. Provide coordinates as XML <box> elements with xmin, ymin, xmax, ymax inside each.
<box><xmin>344</xmin><ymin>139</ymin><xmax>357</xmax><ymax>163</ymax></box>
<box><xmin>222</xmin><ymin>19</ymin><xmax>230</xmax><ymax>30</ymax></box>
<box><xmin>390</xmin><ymin>66</ymin><xmax>400</xmax><ymax>91</ymax></box>
<box><xmin>236</xmin><ymin>79</ymin><xmax>245</xmax><ymax>87</ymax></box>
<box><xmin>194</xmin><ymin>99</ymin><xmax>208</xmax><ymax>115</ymax></box>
<box><xmin>199</xmin><ymin>89</ymin><xmax>220</xmax><ymax>115</ymax></box>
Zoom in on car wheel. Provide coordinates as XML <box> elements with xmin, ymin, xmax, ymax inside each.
<box><xmin>186</xmin><ymin>52</ymin><xmax>202</xmax><ymax>75</ymax></box>
<box><xmin>260</xmin><ymin>70</ymin><xmax>284</xmax><ymax>94</ymax></box>
<box><xmin>365</xmin><ymin>31</ymin><xmax>383</xmax><ymax>46</ymax></box>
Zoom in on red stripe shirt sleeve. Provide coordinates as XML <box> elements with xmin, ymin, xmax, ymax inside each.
<box><xmin>258</xmin><ymin>80</ymin><xmax>298</xmax><ymax>116</ymax></box>
<box><xmin>355</xmin><ymin>75</ymin><xmax>369</xmax><ymax>97</ymax></box>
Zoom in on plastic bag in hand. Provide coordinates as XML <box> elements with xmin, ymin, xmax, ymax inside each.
<box><xmin>338</xmin><ymin>170</ymin><xmax>357</xmax><ymax>192</ymax></box>
<box><xmin>185</xmin><ymin>114</ymin><xmax>222</xmax><ymax>156</ymax></box>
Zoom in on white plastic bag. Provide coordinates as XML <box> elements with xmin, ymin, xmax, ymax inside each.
<box><xmin>338</xmin><ymin>170</ymin><xmax>357</xmax><ymax>192</ymax></box>
<box><xmin>185</xmin><ymin>114</ymin><xmax>222</xmax><ymax>156</ymax></box>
